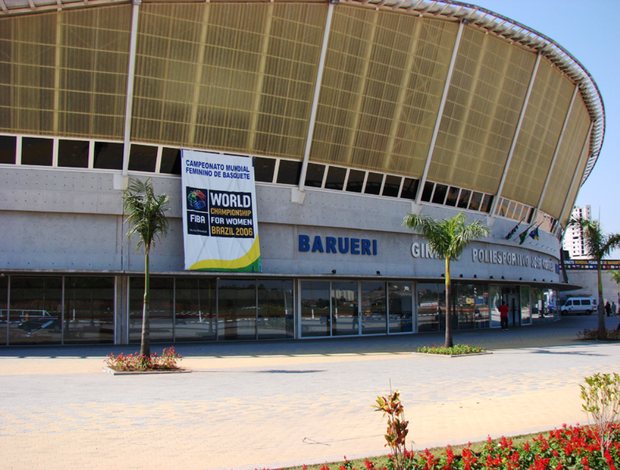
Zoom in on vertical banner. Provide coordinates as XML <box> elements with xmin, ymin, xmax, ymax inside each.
<box><xmin>181</xmin><ymin>150</ymin><xmax>261</xmax><ymax>272</ymax></box>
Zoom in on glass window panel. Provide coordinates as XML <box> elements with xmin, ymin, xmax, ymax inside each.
<box><xmin>361</xmin><ymin>282</ymin><xmax>386</xmax><ymax>335</ymax></box>
<box><xmin>432</xmin><ymin>184</ymin><xmax>448</xmax><ymax>205</ymax></box>
<box><xmin>454</xmin><ymin>284</ymin><xmax>488</xmax><ymax>330</ymax></box>
<box><xmin>129</xmin><ymin>277</ymin><xmax>173</xmax><ymax>343</ymax></box>
<box><xmin>526</xmin><ymin>207</ymin><xmax>535</xmax><ymax>224</ymax></box>
<box><xmin>276</xmin><ymin>160</ymin><xmax>302</xmax><ymax>185</ymax></box>
<box><xmin>332</xmin><ymin>281</ymin><xmax>359</xmax><ymax>336</ymax></box>
<box><xmin>345</xmin><ymin>169</ymin><xmax>365</xmax><ymax>193</ymax></box>
<box><xmin>489</xmin><ymin>285</ymin><xmax>501</xmax><ymax>328</ymax></box>
<box><xmin>469</xmin><ymin>192</ymin><xmax>483</xmax><ymax>211</ymax></box>
<box><xmin>325</xmin><ymin>166</ymin><xmax>347</xmax><ymax>190</ymax></box>
<box><xmin>520</xmin><ymin>285</ymin><xmax>531</xmax><ymax>325</ymax></box>
<box><xmin>254</xmin><ymin>157</ymin><xmax>275</xmax><ymax>183</ymax></box>
<box><xmin>8</xmin><ymin>276</ymin><xmax>62</xmax><ymax>345</ymax></box>
<box><xmin>59</xmin><ymin>140</ymin><xmax>89</xmax><ymax>168</ymax></box>
<box><xmin>506</xmin><ymin>200</ymin><xmax>516</xmax><ymax>219</ymax></box>
<box><xmin>480</xmin><ymin>194</ymin><xmax>493</xmax><ymax>213</ymax></box>
<box><xmin>305</xmin><ymin>163</ymin><xmax>325</xmax><ymax>188</ymax></box>
<box><xmin>128</xmin><ymin>144</ymin><xmax>158</xmax><ymax>172</ymax></box>
<box><xmin>0</xmin><ymin>136</ymin><xmax>17</xmax><ymax>164</ymax></box>
<box><xmin>382</xmin><ymin>175</ymin><xmax>401</xmax><ymax>198</ymax></box>
<box><xmin>94</xmin><ymin>142</ymin><xmax>124</xmax><ymax>170</ymax></box>
<box><xmin>300</xmin><ymin>281</ymin><xmax>330</xmax><ymax>337</ymax></box>
<box><xmin>417</xmin><ymin>282</ymin><xmax>445</xmax><ymax>332</ymax></box>
<box><xmin>258</xmin><ymin>280</ymin><xmax>294</xmax><ymax>340</ymax></box>
<box><xmin>457</xmin><ymin>189</ymin><xmax>471</xmax><ymax>209</ymax></box>
<box><xmin>388</xmin><ymin>282</ymin><xmax>413</xmax><ymax>333</ymax></box>
<box><xmin>400</xmin><ymin>178</ymin><xmax>419</xmax><ymax>201</ymax></box>
<box><xmin>496</xmin><ymin>198</ymin><xmax>508</xmax><ymax>217</ymax></box>
<box><xmin>364</xmin><ymin>173</ymin><xmax>383</xmax><ymax>195</ymax></box>
<box><xmin>63</xmin><ymin>277</ymin><xmax>114</xmax><ymax>344</ymax></box>
<box><xmin>217</xmin><ymin>279</ymin><xmax>256</xmax><ymax>340</ymax></box>
<box><xmin>421</xmin><ymin>181</ymin><xmax>434</xmax><ymax>202</ymax></box>
<box><xmin>175</xmin><ymin>278</ymin><xmax>216</xmax><ymax>342</ymax></box>
<box><xmin>0</xmin><ymin>276</ymin><xmax>8</xmax><ymax>346</ymax></box>
<box><xmin>22</xmin><ymin>137</ymin><xmax>53</xmax><ymax>166</ymax></box>
<box><xmin>445</xmin><ymin>187</ymin><xmax>459</xmax><ymax>207</ymax></box>
<box><xmin>160</xmin><ymin>148</ymin><xmax>182</xmax><ymax>175</ymax></box>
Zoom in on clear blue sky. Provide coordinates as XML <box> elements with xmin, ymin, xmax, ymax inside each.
<box><xmin>470</xmin><ymin>0</ymin><xmax>620</xmax><ymax>257</ymax></box>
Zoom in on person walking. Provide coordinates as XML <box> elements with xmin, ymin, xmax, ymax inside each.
<box><xmin>612</xmin><ymin>302</ymin><xmax>617</xmax><ymax>316</ymax></box>
<box><xmin>499</xmin><ymin>301</ymin><xmax>509</xmax><ymax>331</ymax></box>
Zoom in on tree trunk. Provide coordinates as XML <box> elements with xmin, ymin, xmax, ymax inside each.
<box><xmin>140</xmin><ymin>249</ymin><xmax>151</xmax><ymax>357</ymax></box>
<box><xmin>597</xmin><ymin>262</ymin><xmax>606</xmax><ymax>340</ymax></box>
<box><xmin>444</xmin><ymin>257</ymin><xmax>453</xmax><ymax>348</ymax></box>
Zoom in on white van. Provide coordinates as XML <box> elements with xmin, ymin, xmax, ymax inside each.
<box><xmin>561</xmin><ymin>297</ymin><xmax>597</xmax><ymax>316</ymax></box>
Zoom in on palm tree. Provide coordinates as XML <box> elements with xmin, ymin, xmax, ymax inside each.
<box><xmin>403</xmin><ymin>212</ymin><xmax>489</xmax><ymax>347</ymax></box>
<box><xmin>609</xmin><ymin>269</ymin><xmax>620</xmax><ymax>315</ymax></box>
<box><xmin>124</xmin><ymin>178</ymin><xmax>170</xmax><ymax>357</ymax></box>
<box><xmin>570</xmin><ymin>218</ymin><xmax>620</xmax><ymax>338</ymax></box>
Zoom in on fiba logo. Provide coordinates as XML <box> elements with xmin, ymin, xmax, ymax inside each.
<box><xmin>187</xmin><ymin>189</ymin><xmax>207</xmax><ymax>211</ymax></box>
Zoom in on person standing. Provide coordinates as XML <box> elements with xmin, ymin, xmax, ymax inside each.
<box><xmin>499</xmin><ymin>301</ymin><xmax>509</xmax><ymax>331</ymax></box>
<box><xmin>605</xmin><ymin>301</ymin><xmax>612</xmax><ymax>317</ymax></box>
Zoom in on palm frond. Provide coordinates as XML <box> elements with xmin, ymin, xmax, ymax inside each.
<box><xmin>124</xmin><ymin>178</ymin><xmax>170</xmax><ymax>253</ymax></box>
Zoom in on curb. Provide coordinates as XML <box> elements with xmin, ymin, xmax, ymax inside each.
<box><xmin>410</xmin><ymin>351</ymin><xmax>492</xmax><ymax>358</ymax></box>
<box><xmin>102</xmin><ymin>366</ymin><xmax>191</xmax><ymax>375</ymax></box>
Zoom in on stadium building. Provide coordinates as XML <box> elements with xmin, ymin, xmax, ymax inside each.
<box><xmin>0</xmin><ymin>0</ymin><xmax>604</xmax><ymax>346</ymax></box>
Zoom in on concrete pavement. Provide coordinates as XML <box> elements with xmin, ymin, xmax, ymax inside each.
<box><xmin>1</xmin><ymin>314</ymin><xmax>619</xmax><ymax>470</ymax></box>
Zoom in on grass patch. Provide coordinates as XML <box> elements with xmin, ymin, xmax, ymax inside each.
<box><xmin>416</xmin><ymin>344</ymin><xmax>486</xmax><ymax>355</ymax></box>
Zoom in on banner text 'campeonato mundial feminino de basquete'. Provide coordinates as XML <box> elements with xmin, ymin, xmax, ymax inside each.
<box><xmin>181</xmin><ymin>150</ymin><xmax>261</xmax><ymax>272</ymax></box>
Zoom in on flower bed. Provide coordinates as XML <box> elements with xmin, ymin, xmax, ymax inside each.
<box><xmin>303</xmin><ymin>424</ymin><xmax>620</xmax><ymax>470</ymax></box>
<box><xmin>416</xmin><ymin>344</ymin><xmax>486</xmax><ymax>355</ymax></box>
<box><xmin>577</xmin><ymin>328</ymin><xmax>620</xmax><ymax>341</ymax></box>
<box><xmin>104</xmin><ymin>347</ymin><xmax>183</xmax><ymax>372</ymax></box>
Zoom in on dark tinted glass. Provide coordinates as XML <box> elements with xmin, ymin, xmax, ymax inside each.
<box><xmin>22</xmin><ymin>137</ymin><xmax>53</xmax><ymax>166</ymax></box>
<box><xmin>432</xmin><ymin>184</ymin><xmax>448</xmax><ymax>204</ymax></box>
<box><xmin>365</xmin><ymin>172</ymin><xmax>383</xmax><ymax>195</ymax></box>
<box><xmin>421</xmin><ymin>181</ymin><xmax>434</xmax><ymax>202</ymax></box>
<box><xmin>59</xmin><ymin>140</ymin><xmax>89</xmax><ymax>168</ymax></box>
<box><xmin>346</xmin><ymin>169</ymin><xmax>365</xmax><ymax>193</ymax></box>
<box><xmin>480</xmin><ymin>194</ymin><xmax>493</xmax><ymax>213</ymax></box>
<box><xmin>160</xmin><ymin>148</ymin><xmax>181</xmax><ymax>175</ymax></box>
<box><xmin>325</xmin><ymin>166</ymin><xmax>346</xmax><ymax>190</ymax></box>
<box><xmin>0</xmin><ymin>135</ymin><xmax>16</xmax><ymax>164</ymax></box>
<box><xmin>400</xmin><ymin>178</ymin><xmax>419</xmax><ymax>200</ymax></box>
<box><xmin>305</xmin><ymin>163</ymin><xmax>325</xmax><ymax>188</ymax></box>
<box><xmin>457</xmin><ymin>189</ymin><xmax>471</xmax><ymax>208</ymax></box>
<box><xmin>445</xmin><ymin>187</ymin><xmax>459</xmax><ymax>206</ymax></box>
<box><xmin>128</xmin><ymin>144</ymin><xmax>157</xmax><ymax>172</ymax></box>
<box><xmin>276</xmin><ymin>160</ymin><xmax>301</xmax><ymax>185</ymax></box>
<box><xmin>94</xmin><ymin>142</ymin><xmax>124</xmax><ymax>170</ymax></box>
<box><xmin>469</xmin><ymin>192</ymin><xmax>483</xmax><ymax>211</ymax></box>
<box><xmin>382</xmin><ymin>175</ymin><xmax>401</xmax><ymax>197</ymax></box>
<box><xmin>254</xmin><ymin>157</ymin><xmax>275</xmax><ymax>182</ymax></box>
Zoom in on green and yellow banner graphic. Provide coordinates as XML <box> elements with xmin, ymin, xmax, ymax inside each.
<box><xmin>181</xmin><ymin>150</ymin><xmax>261</xmax><ymax>272</ymax></box>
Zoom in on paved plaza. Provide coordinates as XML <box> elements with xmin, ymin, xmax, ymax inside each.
<box><xmin>1</xmin><ymin>315</ymin><xmax>619</xmax><ymax>470</ymax></box>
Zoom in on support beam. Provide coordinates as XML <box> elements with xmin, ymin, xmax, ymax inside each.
<box><xmin>122</xmin><ymin>0</ymin><xmax>141</xmax><ymax>177</ymax></box>
<box><xmin>415</xmin><ymin>20</ymin><xmax>465</xmax><ymax>205</ymax></box>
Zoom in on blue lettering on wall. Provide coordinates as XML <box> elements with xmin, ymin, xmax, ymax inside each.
<box><xmin>326</xmin><ymin>237</ymin><xmax>337</xmax><ymax>253</ymax></box>
<box><xmin>299</xmin><ymin>235</ymin><xmax>377</xmax><ymax>256</ymax></box>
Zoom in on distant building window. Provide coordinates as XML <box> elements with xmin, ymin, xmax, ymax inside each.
<box><xmin>304</xmin><ymin>163</ymin><xmax>325</xmax><ymax>188</ymax></box>
<box><xmin>365</xmin><ymin>172</ymin><xmax>383</xmax><ymax>195</ymax></box>
<box><xmin>58</xmin><ymin>140</ymin><xmax>89</xmax><ymax>168</ymax></box>
<box><xmin>457</xmin><ymin>189</ymin><xmax>471</xmax><ymax>209</ymax></box>
<box><xmin>432</xmin><ymin>184</ymin><xmax>448</xmax><ymax>205</ymax></box>
<box><xmin>445</xmin><ymin>187</ymin><xmax>459</xmax><ymax>207</ymax></box>
<box><xmin>0</xmin><ymin>135</ymin><xmax>16</xmax><ymax>164</ymax></box>
<box><xmin>469</xmin><ymin>192</ymin><xmax>483</xmax><ymax>211</ymax></box>
<box><xmin>346</xmin><ymin>169</ymin><xmax>365</xmax><ymax>193</ymax></box>
<box><xmin>421</xmin><ymin>182</ymin><xmax>434</xmax><ymax>202</ymax></box>
<box><xmin>400</xmin><ymin>178</ymin><xmax>419</xmax><ymax>200</ymax></box>
<box><xmin>160</xmin><ymin>148</ymin><xmax>181</xmax><ymax>175</ymax></box>
<box><xmin>276</xmin><ymin>160</ymin><xmax>301</xmax><ymax>185</ymax></box>
<box><xmin>128</xmin><ymin>144</ymin><xmax>157</xmax><ymax>172</ymax></box>
<box><xmin>325</xmin><ymin>166</ymin><xmax>346</xmax><ymax>190</ymax></box>
<box><xmin>22</xmin><ymin>137</ymin><xmax>53</xmax><ymax>166</ymax></box>
<box><xmin>94</xmin><ymin>142</ymin><xmax>123</xmax><ymax>170</ymax></box>
<box><xmin>382</xmin><ymin>175</ymin><xmax>401</xmax><ymax>197</ymax></box>
<box><xmin>254</xmin><ymin>157</ymin><xmax>275</xmax><ymax>182</ymax></box>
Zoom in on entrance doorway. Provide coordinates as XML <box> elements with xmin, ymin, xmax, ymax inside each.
<box><xmin>502</xmin><ymin>287</ymin><xmax>521</xmax><ymax>327</ymax></box>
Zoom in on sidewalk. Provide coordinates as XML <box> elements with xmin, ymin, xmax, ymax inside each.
<box><xmin>0</xmin><ymin>315</ymin><xmax>619</xmax><ymax>470</ymax></box>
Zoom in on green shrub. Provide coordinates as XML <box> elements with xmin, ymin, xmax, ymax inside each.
<box><xmin>581</xmin><ymin>372</ymin><xmax>620</xmax><ymax>459</ymax></box>
<box><xmin>104</xmin><ymin>347</ymin><xmax>183</xmax><ymax>371</ymax></box>
<box><xmin>577</xmin><ymin>328</ymin><xmax>620</xmax><ymax>340</ymax></box>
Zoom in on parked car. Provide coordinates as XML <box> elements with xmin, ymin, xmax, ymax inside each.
<box><xmin>17</xmin><ymin>310</ymin><xmax>61</xmax><ymax>335</ymax></box>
